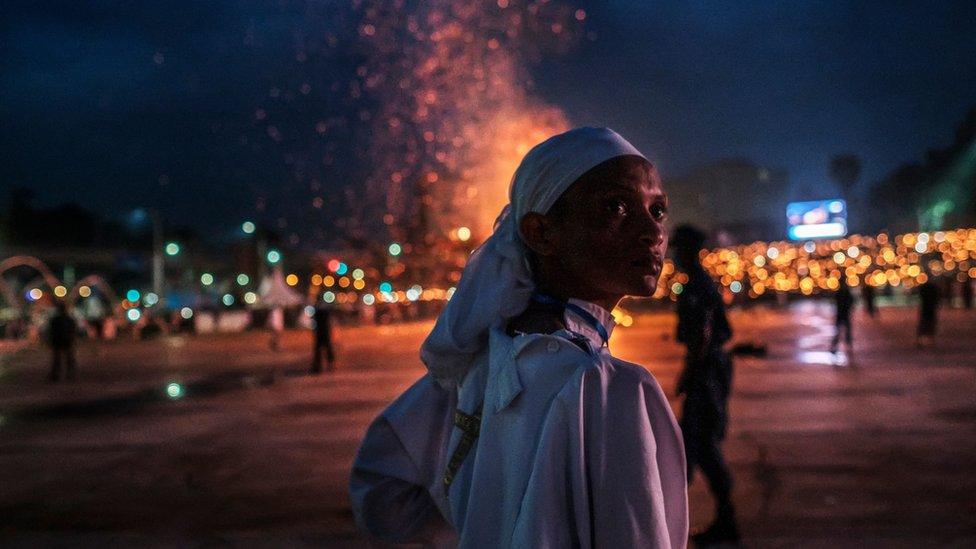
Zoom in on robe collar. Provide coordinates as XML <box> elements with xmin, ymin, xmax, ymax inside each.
<box><xmin>563</xmin><ymin>298</ymin><xmax>616</xmax><ymax>350</ymax></box>
<box><xmin>487</xmin><ymin>299</ymin><xmax>616</xmax><ymax>414</ymax></box>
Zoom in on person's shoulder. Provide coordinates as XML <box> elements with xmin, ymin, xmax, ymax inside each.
<box><xmin>510</xmin><ymin>331</ymin><xmax>598</xmax><ymax>369</ymax></box>
<box><xmin>604</xmin><ymin>357</ymin><xmax>661</xmax><ymax>388</ymax></box>
<box><xmin>552</xmin><ymin>356</ymin><xmax>674</xmax><ymax>427</ymax></box>
<box><xmin>552</xmin><ymin>352</ymin><xmax>664</xmax><ymax>401</ymax></box>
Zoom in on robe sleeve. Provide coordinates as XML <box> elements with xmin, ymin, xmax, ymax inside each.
<box><xmin>349</xmin><ymin>375</ymin><xmax>458</xmax><ymax>546</ymax></box>
<box><xmin>578</xmin><ymin>363</ymin><xmax>689</xmax><ymax>548</ymax></box>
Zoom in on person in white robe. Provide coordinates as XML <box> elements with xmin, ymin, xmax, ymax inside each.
<box><xmin>350</xmin><ymin>127</ymin><xmax>688</xmax><ymax>548</ymax></box>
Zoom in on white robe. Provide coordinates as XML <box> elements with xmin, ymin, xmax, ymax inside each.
<box><xmin>350</xmin><ymin>301</ymin><xmax>688</xmax><ymax>548</ymax></box>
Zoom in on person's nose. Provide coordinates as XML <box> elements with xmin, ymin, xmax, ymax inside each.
<box><xmin>638</xmin><ymin>214</ymin><xmax>665</xmax><ymax>249</ymax></box>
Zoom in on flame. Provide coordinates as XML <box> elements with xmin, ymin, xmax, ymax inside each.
<box><xmin>351</xmin><ymin>0</ymin><xmax>581</xmax><ymax>244</ymax></box>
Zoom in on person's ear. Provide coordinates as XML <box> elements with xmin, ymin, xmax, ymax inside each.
<box><xmin>520</xmin><ymin>212</ymin><xmax>560</xmax><ymax>256</ymax></box>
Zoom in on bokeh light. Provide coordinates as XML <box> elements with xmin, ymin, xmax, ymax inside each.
<box><xmin>165</xmin><ymin>382</ymin><xmax>184</xmax><ymax>400</ymax></box>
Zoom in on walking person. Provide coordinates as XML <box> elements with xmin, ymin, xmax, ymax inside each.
<box><xmin>831</xmin><ymin>277</ymin><xmax>855</xmax><ymax>353</ymax></box>
<box><xmin>350</xmin><ymin>128</ymin><xmax>688</xmax><ymax>547</ymax></box>
<box><xmin>311</xmin><ymin>303</ymin><xmax>336</xmax><ymax>373</ymax></box>
<box><xmin>47</xmin><ymin>302</ymin><xmax>78</xmax><ymax>382</ymax></box>
<box><xmin>268</xmin><ymin>307</ymin><xmax>284</xmax><ymax>351</ymax></box>
<box><xmin>672</xmin><ymin>225</ymin><xmax>739</xmax><ymax>545</ymax></box>
<box><xmin>862</xmin><ymin>283</ymin><xmax>877</xmax><ymax>318</ymax></box>
<box><xmin>917</xmin><ymin>276</ymin><xmax>941</xmax><ymax>347</ymax></box>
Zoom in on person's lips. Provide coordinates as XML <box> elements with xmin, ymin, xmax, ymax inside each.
<box><xmin>631</xmin><ymin>255</ymin><xmax>663</xmax><ymax>274</ymax></box>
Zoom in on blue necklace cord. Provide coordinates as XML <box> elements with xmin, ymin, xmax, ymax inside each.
<box><xmin>530</xmin><ymin>292</ymin><xmax>610</xmax><ymax>347</ymax></box>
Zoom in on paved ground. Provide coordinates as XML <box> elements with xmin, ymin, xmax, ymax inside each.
<box><xmin>1</xmin><ymin>302</ymin><xmax>974</xmax><ymax>547</ymax></box>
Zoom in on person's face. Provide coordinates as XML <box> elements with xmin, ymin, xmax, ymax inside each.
<box><xmin>523</xmin><ymin>156</ymin><xmax>669</xmax><ymax>301</ymax></box>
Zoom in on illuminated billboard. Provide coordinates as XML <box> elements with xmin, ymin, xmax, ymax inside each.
<box><xmin>787</xmin><ymin>199</ymin><xmax>847</xmax><ymax>240</ymax></box>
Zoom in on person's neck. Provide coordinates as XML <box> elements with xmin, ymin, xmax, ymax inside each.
<box><xmin>534</xmin><ymin>284</ymin><xmax>619</xmax><ymax>314</ymax></box>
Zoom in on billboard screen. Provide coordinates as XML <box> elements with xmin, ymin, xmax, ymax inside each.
<box><xmin>787</xmin><ymin>199</ymin><xmax>847</xmax><ymax>240</ymax></box>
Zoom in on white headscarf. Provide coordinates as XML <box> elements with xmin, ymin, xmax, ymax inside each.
<box><xmin>421</xmin><ymin>127</ymin><xmax>647</xmax><ymax>387</ymax></box>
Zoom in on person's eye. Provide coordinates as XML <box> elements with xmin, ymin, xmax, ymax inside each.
<box><xmin>605</xmin><ymin>199</ymin><xmax>628</xmax><ymax>216</ymax></box>
<box><xmin>650</xmin><ymin>202</ymin><xmax>668</xmax><ymax>221</ymax></box>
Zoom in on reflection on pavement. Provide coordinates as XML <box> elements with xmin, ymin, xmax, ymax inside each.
<box><xmin>798</xmin><ymin>350</ymin><xmax>850</xmax><ymax>367</ymax></box>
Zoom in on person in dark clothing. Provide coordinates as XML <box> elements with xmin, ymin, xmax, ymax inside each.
<box><xmin>47</xmin><ymin>302</ymin><xmax>78</xmax><ymax>382</ymax></box>
<box><xmin>861</xmin><ymin>283</ymin><xmax>877</xmax><ymax>317</ymax></box>
<box><xmin>961</xmin><ymin>277</ymin><xmax>973</xmax><ymax>310</ymax></box>
<box><xmin>311</xmin><ymin>303</ymin><xmax>336</xmax><ymax>373</ymax></box>
<box><xmin>831</xmin><ymin>278</ymin><xmax>855</xmax><ymax>353</ymax></box>
<box><xmin>672</xmin><ymin>225</ymin><xmax>739</xmax><ymax>545</ymax></box>
<box><xmin>917</xmin><ymin>277</ymin><xmax>941</xmax><ymax>347</ymax></box>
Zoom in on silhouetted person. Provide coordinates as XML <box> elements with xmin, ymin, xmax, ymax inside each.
<box><xmin>962</xmin><ymin>277</ymin><xmax>973</xmax><ymax>310</ymax></box>
<box><xmin>917</xmin><ymin>278</ymin><xmax>941</xmax><ymax>347</ymax></box>
<box><xmin>47</xmin><ymin>302</ymin><xmax>77</xmax><ymax>382</ymax></box>
<box><xmin>268</xmin><ymin>307</ymin><xmax>285</xmax><ymax>351</ymax></box>
<box><xmin>673</xmin><ymin>225</ymin><xmax>739</xmax><ymax>545</ymax></box>
<box><xmin>862</xmin><ymin>283</ymin><xmax>877</xmax><ymax>317</ymax></box>
<box><xmin>831</xmin><ymin>278</ymin><xmax>855</xmax><ymax>353</ymax></box>
<box><xmin>312</xmin><ymin>303</ymin><xmax>336</xmax><ymax>373</ymax></box>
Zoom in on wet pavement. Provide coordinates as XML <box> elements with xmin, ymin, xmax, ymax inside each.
<box><xmin>1</xmin><ymin>303</ymin><xmax>974</xmax><ymax>547</ymax></box>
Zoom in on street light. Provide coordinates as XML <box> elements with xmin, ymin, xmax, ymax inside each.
<box><xmin>165</xmin><ymin>242</ymin><xmax>181</xmax><ymax>256</ymax></box>
<box><xmin>266</xmin><ymin>249</ymin><xmax>281</xmax><ymax>264</ymax></box>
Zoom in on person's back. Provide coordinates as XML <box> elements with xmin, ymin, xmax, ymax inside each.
<box><xmin>48</xmin><ymin>309</ymin><xmax>76</xmax><ymax>349</ymax></box>
<box><xmin>917</xmin><ymin>280</ymin><xmax>941</xmax><ymax>346</ymax></box>
<box><xmin>862</xmin><ymin>284</ymin><xmax>877</xmax><ymax>316</ymax></box>
<box><xmin>351</xmin><ymin>300</ymin><xmax>687</xmax><ymax>548</ymax></box>
<box><xmin>677</xmin><ymin>267</ymin><xmax>733</xmax><ymax>401</ymax></box>
<box><xmin>919</xmin><ymin>281</ymin><xmax>940</xmax><ymax>315</ymax></box>
<box><xmin>313</xmin><ymin>306</ymin><xmax>331</xmax><ymax>341</ymax></box>
<box><xmin>47</xmin><ymin>304</ymin><xmax>78</xmax><ymax>382</ymax></box>
<box><xmin>312</xmin><ymin>305</ymin><xmax>336</xmax><ymax>372</ymax></box>
<box><xmin>835</xmin><ymin>285</ymin><xmax>854</xmax><ymax>318</ymax></box>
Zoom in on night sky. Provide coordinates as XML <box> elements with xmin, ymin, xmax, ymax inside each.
<box><xmin>3</xmin><ymin>0</ymin><xmax>975</xmax><ymax>243</ymax></box>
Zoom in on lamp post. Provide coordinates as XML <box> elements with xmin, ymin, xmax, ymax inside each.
<box><xmin>151</xmin><ymin>209</ymin><xmax>164</xmax><ymax>299</ymax></box>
